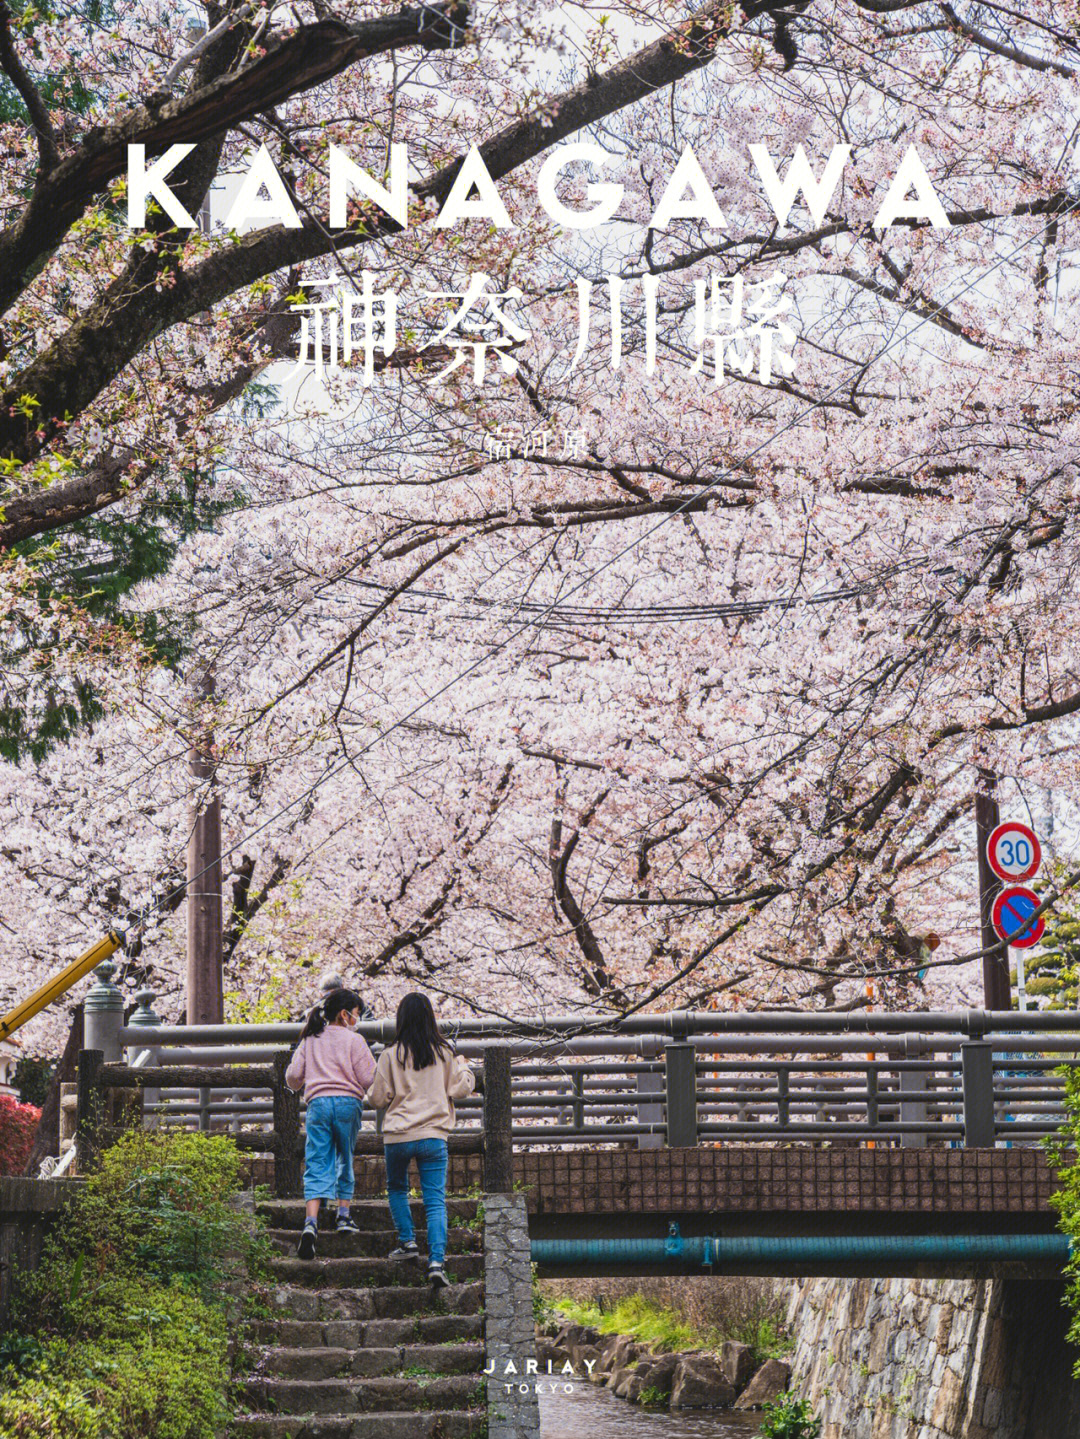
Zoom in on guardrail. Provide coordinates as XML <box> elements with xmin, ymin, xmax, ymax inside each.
<box><xmin>67</xmin><ymin>964</ymin><xmax>1080</xmax><ymax>1193</ymax></box>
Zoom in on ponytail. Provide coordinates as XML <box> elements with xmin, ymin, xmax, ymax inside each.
<box><xmin>298</xmin><ymin>987</ymin><xmax>363</xmax><ymax>1041</ymax></box>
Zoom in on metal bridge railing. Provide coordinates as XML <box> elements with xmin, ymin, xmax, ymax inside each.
<box><xmin>67</xmin><ymin>963</ymin><xmax>1080</xmax><ymax>1190</ymax></box>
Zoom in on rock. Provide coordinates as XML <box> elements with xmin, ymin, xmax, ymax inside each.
<box><xmin>614</xmin><ymin>1370</ymin><xmax>637</xmax><ymax>1399</ymax></box>
<box><xmin>607</xmin><ymin>1365</ymin><xmax>635</xmax><ymax>1392</ymax></box>
<box><xmin>554</xmin><ymin>1323</ymin><xmax>590</xmax><ymax>1349</ymax></box>
<box><xmin>721</xmin><ymin>1340</ymin><xmax>755</xmax><ymax>1392</ymax></box>
<box><xmin>634</xmin><ymin>1352</ymin><xmax>680</xmax><ymax>1399</ymax></box>
<box><xmin>534</xmin><ymin>1338</ymin><xmax>559</xmax><ymax>1367</ymax></box>
<box><xmin>733</xmin><ymin>1358</ymin><xmax>792</xmax><ymax>1410</ymax></box>
<box><xmin>608</xmin><ymin>1336</ymin><xmax>642</xmax><ymax>1370</ymax></box>
<box><xmin>545</xmin><ymin>1343</ymin><xmax>572</xmax><ymax>1368</ymax></box>
<box><xmin>596</xmin><ymin>1333</ymin><xmax>622</xmax><ymax>1372</ymax></box>
<box><xmin>623</xmin><ymin>1373</ymin><xmax>649</xmax><ymax>1403</ymax></box>
<box><xmin>670</xmin><ymin>1355</ymin><xmax>737</xmax><ymax>1409</ymax></box>
<box><xmin>571</xmin><ymin>1343</ymin><xmax>601</xmax><ymax>1375</ymax></box>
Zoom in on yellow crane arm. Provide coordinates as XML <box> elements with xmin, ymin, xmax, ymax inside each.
<box><xmin>0</xmin><ymin>932</ymin><xmax>123</xmax><ymax>1043</ymax></box>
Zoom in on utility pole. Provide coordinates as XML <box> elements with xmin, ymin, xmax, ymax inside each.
<box><xmin>975</xmin><ymin>767</ymin><xmax>1010</xmax><ymax>1010</ymax></box>
<box><xmin>186</xmin><ymin>667</ymin><xmax>223</xmax><ymax>1024</ymax></box>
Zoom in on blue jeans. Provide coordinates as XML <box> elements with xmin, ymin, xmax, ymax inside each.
<box><xmin>384</xmin><ymin>1138</ymin><xmax>448</xmax><ymax>1265</ymax></box>
<box><xmin>303</xmin><ymin>1095</ymin><xmax>362</xmax><ymax>1202</ymax></box>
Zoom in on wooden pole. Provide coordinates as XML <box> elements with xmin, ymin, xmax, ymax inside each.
<box><xmin>482</xmin><ymin>1046</ymin><xmax>513</xmax><ymax>1193</ymax></box>
<box><xmin>975</xmin><ymin>768</ymin><xmax>1010</xmax><ymax>1010</ymax></box>
<box><xmin>75</xmin><ymin>1048</ymin><xmax>104</xmax><ymax>1172</ymax></box>
<box><xmin>187</xmin><ymin>667</ymin><xmax>223</xmax><ymax>1025</ymax></box>
<box><xmin>271</xmin><ymin>1052</ymin><xmax>301</xmax><ymax>1199</ymax></box>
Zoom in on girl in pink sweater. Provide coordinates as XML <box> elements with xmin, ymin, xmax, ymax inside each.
<box><xmin>285</xmin><ymin>987</ymin><xmax>376</xmax><ymax>1259</ymax></box>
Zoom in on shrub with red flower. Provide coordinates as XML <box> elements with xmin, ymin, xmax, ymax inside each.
<box><xmin>0</xmin><ymin>1094</ymin><xmax>41</xmax><ymax>1175</ymax></box>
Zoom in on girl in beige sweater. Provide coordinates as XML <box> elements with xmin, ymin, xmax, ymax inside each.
<box><xmin>367</xmin><ymin>992</ymin><xmax>475</xmax><ymax>1288</ymax></box>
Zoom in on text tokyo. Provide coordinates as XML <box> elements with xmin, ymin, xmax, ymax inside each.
<box><xmin>126</xmin><ymin>142</ymin><xmax>952</xmax><ymax>236</ymax></box>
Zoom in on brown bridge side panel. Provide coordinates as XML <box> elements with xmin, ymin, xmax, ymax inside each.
<box><xmin>343</xmin><ymin>1147</ymin><xmax>1056</xmax><ymax>1221</ymax></box>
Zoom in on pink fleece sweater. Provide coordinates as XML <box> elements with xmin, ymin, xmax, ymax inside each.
<box><xmin>285</xmin><ymin>1025</ymin><xmax>377</xmax><ymax>1103</ymax></box>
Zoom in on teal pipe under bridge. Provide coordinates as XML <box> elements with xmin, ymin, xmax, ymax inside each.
<box><xmin>531</xmin><ymin>1229</ymin><xmax>1071</xmax><ymax>1278</ymax></box>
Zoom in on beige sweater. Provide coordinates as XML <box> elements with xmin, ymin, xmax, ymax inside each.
<box><xmin>367</xmin><ymin>1043</ymin><xmax>476</xmax><ymax>1145</ymax></box>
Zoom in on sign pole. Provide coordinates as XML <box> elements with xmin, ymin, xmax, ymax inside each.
<box><xmin>1015</xmin><ymin>946</ymin><xmax>1028</xmax><ymax>1012</ymax></box>
<box><xmin>975</xmin><ymin>770</ymin><xmax>1010</xmax><ymax>1009</ymax></box>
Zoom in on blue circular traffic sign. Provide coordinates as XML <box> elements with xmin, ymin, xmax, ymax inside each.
<box><xmin>992</xmin><ymin>886</ymin><xmax>1044</xmax><ymax>949</ymax></box>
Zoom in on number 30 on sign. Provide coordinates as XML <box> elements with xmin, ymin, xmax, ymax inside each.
<box><xmin>986</xmin><ymin>821</ymin><xmax>1042</xmax><ymax>883</ymax></box>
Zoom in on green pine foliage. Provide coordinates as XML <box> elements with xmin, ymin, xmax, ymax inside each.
<box><xmin>0</xmin><ymin>1130</ymin><xmax>269</xmax><ymax>1439</ymax></box>
<box><xmin>1021</xmin><ymin>866</ymin><xmax>1080</xmax><ymax>1009</ymax></box>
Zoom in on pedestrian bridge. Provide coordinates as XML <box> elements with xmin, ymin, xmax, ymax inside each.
<box><xmin>70</xmin><ymin>969</ymin><xmax>1076</xmax><ymax>1280</ymax></box>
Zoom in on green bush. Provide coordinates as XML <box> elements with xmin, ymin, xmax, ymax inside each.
<box><xmin>0</xmin><ymin>1375</ymin><xmax>103</xmax><ymax>1439</ymax></box>
<box><xmin>1047</xmin><ymin>1065</ymin><xmax>1080</xmax><ymax>1369</ymax></box>
<box><xmin>758</xmin><ymin>1392</ymin><xmax>822</xmax><ymax>1439</ymax></box>
<box><xmin>550</xmin><ymin>1290</ymin><xmax>789</xmax><ymax>1364</ymax></box>
<box><xmin>0</xmin><ymin>1129</ymin><xmax>261</xmax><ymax>1439</ymax></box>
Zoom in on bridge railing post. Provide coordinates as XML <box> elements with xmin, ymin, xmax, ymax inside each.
<box><xmin>776</xmin><ymin>1066</ymin><xmax>790</xmax><ymax>1130</ymax></box>
<box><xmin>483</xmin><ymin>1045</ymin><xmax>514</xmax><ymax>1192</ymax></box>
<box><xmin>75</xmin><ymin>1048</ymin><xmax>105</xmax><ymax>1172</ymax></box>
<box><xmin>664</xmin><ymin>1042</ymin><xmax>698</xmax><ymax>1147</ymax></box>
<box><xmin>271</xmin><ymin>1052</ymin><xmax>302</xmax><ymax>1198</ymax></box>
<box><xmin>571</xmin><ymin>1070</ymin><xmax>585</xmax><ymax>1134</ymax></box>
<box><xmin>961</xmin><ymin>1040</ymin><xmax>996</xmax><ymax>1148</ymax></box>
<box><xmin>127</xmin><ymin>989</ymin><xmax>163</xmax><ymax>1129</ymax></box>
<box><xmin>900</xmin><ymin>1034</ymin><xmax>929</xmax><ymax>1148</ymax></box>
<box><xmin>865</xmin><ymin>1064</ymin><xmax>879</xmax><ymax>1133</ymax></box>
<box><xmin>636</xmin><ymin>1037</ymin><xmax>663</xmax><ymax>1149</ymax></box>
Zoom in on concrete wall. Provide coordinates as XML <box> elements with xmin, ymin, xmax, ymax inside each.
<box><xmin>0</xmin><ymin>1176</ymin><xmax>69</xmax><ymax>1326</ymax></box>
<box><xmin>788</xmin><ymin>1275</ymin><xmax>1080</xmax><ymax>1439</ymax></box>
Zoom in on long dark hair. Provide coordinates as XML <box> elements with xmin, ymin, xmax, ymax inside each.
<box><xmin>299</xmin><ymin>987</ymin><xmax>363</xmax><ymax>1041</ymax></box>
<box><xmin>394</xmin><ymin>992</ymin><xmax>449</xmax><ymax>1070</ymax></box>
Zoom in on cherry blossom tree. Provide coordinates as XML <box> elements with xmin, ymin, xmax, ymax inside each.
<box><xmin>2</xmin><ymin>0</ymin><xmax>1080</xmax><ymax>1046</ymax></box>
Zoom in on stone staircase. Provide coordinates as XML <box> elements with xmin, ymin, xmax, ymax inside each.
<box><xmin>232</xmin><ymin>1197</ymin><xmax>488</xmax><ymax>1439</ymax></box>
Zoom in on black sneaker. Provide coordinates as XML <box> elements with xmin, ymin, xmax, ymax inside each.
<box><xmin>335</xmin><ymin>1213</ymin><xmax>360</xmax><ymax>1234</ymax></box>
<box><xmin>389</xmin><ymin>1241</ymin><xmax>421</xmax><ymax>1262</ymax></box>
<box><xmin>297</xmin><ymin>1221</ymin><xmax>318</xmax><ymax>1261</ymax></box>
<box><xmin>427</xmin><ymin>1263</ymin><xmax>449</xmax><ymax>1290</ymax></box>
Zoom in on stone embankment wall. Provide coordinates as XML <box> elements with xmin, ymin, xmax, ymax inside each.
<box><xmin>0</xmin><ymin>1176</ymin><xmax>68</xmax><ymax>1326</ymax></box>
<box><xmin>788</xmin><ymin>1276</ymin><xmax>1080</xmax><ymax>1439</ymax></box>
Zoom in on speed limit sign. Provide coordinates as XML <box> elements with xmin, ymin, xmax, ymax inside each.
<box><xmin>986</xmin><ymin>821</ymin><xmax>1042</xmax><ymax>883</ymax></box>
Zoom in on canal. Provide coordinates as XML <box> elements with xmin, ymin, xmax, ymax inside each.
<box><xmin>541</xmin><ymin>1381</ymin><xmax>762</xmax><ymax>1438</ymax></box>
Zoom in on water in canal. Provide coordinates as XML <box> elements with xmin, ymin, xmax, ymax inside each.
<box><xmin>541</xmin><ymin>1381</ymin><xmax>761</xmax><ymax>1439</ymax></box>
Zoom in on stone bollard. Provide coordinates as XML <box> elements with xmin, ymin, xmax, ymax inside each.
<box><xmin>127</xmin><ymin>989</ymin><xmax>163</xmax><ymax>1130</ymax></box>
<box><xmin>83</xmin><ymin>959</ymin><xmax>124</xmax><ymax>1062</ymax></box>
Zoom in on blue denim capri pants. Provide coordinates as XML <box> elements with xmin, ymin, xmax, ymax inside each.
<box><xmin>303</xmin><ymin>1094</ymin><xmax>362</xmax><ymax>1201</ymax></box>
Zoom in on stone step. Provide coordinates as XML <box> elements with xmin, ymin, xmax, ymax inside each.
<box><xmin>258</xmin><ymin>1198</ymin><xmax>480</xmax><ymax>1231</ymax></box>
<box><xmin>241</xmin><ymin>1373</ymin><xmax>484</xmax><ymax>1415</ymax></box>
<box><xmin>270</xmin><ymin>1282</ymin><xmax>484</xmax><ymax>1322</ymax></box>
<box><xmin>248</xmin><ymin>1314</ymin><xmax>484</xmax><ymax>1349</ymax></box>
<box><xmin>229</xmin><ymin>1412</ymin><xmax>485</xmax><ymax>1439</ymax></box>
<box><xmin>269</xmin><ymin>1254</ymin><xmax>484</xmax><ymax>1288</ymax></box>
<box><xmin>255</xmin><ymin>1343</ymin><xmax>483</xmax><ymax>1380</ymax></box>
<box><xmin>267</xmin><ymin>1227</ymin><xmax>480</xmax><ymax>1259</ymax></box>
